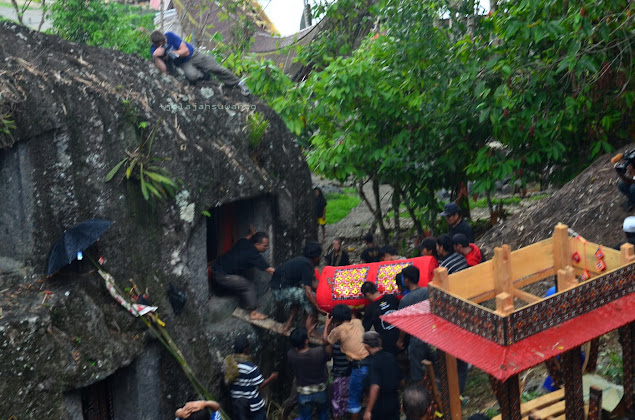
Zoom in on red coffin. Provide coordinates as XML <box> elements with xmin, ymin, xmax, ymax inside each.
<box><xmin>316</xmin><ymin>256</ymin><xmax>438</xmax><ymax>312</ymax></box>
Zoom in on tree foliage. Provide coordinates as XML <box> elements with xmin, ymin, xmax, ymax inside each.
<box><xmin>49</xmin><ymin>0</ymin><xmax>154</xmax><ymax>58</ymax></box>
<box><xmin>224</xmin><ymin>0</ymin><xmax>633</xmax><ymax>235</ymax></box>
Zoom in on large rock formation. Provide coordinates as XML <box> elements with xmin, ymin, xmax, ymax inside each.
<box><xmin>477</xmin><ymin>146</ymin><xmax>635</xmax><ymax>255</ymax></box>
<box><xmin>0</xmin><ymin>22</ymin><xmax>313</xmax><ymax>418</ymax></box>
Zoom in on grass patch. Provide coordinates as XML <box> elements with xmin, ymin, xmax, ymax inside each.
<box><xmin>325</xmin><ymin>190</ymin><xmax>361</xmax><ymax>224</ymax></box>
<box><xmin>469</xmin><ymin>193</ymin><xmax>550</xmax><ymax>209</ymax></box>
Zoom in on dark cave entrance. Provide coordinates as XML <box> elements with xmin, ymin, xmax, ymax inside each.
<box><xmin>81</xmin><ymin>376</ymin><xmax>114</xmax><ymax>420</ymax></box>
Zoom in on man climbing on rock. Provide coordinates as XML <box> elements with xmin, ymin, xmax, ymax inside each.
<box><xmin>271</xmin><ymin>242</ymin><xmax>326</xmax><ymax>334</ymax></box>
<box><xmin>150</xmin><ymin>30</ymin><xmax>250</xmax><ymax>95</ymax></box>
<box><xmin>212</xmin><ymin>227</ymin><xmax>274</xmax><ymax>320</ymax></box>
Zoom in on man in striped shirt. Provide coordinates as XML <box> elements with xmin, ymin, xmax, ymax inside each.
<box><xmin>436</xmin><ymin>234</ymin><xmax>469</xmax><ymax>274</ymax></box>
<box><xmin>226</xmin><ymin>336</ymin><xmax>278</xmax><ymax>420</ymax></box>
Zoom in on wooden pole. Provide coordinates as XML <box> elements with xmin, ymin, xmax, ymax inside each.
<box><xmin>619</xmin><ymin>322</ymin><xmax>634</xmax><ymax>413</ymax></box>
<box><xmin>437</xmin><ymin>350</ymin><xmax>462</xmax><ymax>420</ymax></box>
<box><xmin>620</xmin><ymin>243</ymin><xmax>635</xmax><ymax>265</ymax></box>
<box><xmin>489</xmin><ymin>374</ymin><xmax>521</xmax><ymax>420</ymax></box>
<box><xmin>552</xmin><ymin>223</ymin><xmax>570</xmax><ymax>271</ymax></box>
<box><xmin>561</xmin><ymin>347</ymin><xmax>585</xmax><ymax>419</ymax></box>
<box><xmin>588</xmin><ymin>385</ymin><xmax>603</xmax><ymax>420</ymax></box>
<box><xmin>556</xmin><ymin>265</ymin><xmax>577</xmax><ymax>292</ymax></box>
<box><xmin>493</xmin><ymin>244</ymin><xmax>513</xmax><ymax>296</ymax></box>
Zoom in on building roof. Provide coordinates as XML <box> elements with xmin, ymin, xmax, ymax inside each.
<box><xmin>382</xmin><ymin>294</ymin><xmax>635</xmax><ymax>381</ymax></box>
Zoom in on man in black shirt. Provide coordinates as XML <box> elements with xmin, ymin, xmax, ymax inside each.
<box><xmin>212</xmin><ymin>229</ymin><xmax>274</xmax><ymax>320</ymax></box>
<box><xmin>360</xmin><ymin>281</ymin><xmax>400</xmax><ymax>355</ymax></box>
<box><xmin>271</xmin><ymin>242</ymin><xmax>326</xmax><ymax>333</ymax></box>
<box><xmin>362</xmin><ymin>331</ymin><xmax>401</xmax><ymax>420</ymax></box>
<box><xmin>360</xmin><ymin>234</ymin><xmax>380</xmax><ymax>263</ymax></box>
<box><xmin>440</xmin><ymin>202</ymin><xmax>474</xmax><ymax>244</ymax></box>
<box><xmin>324</xmin><ymin>237</ymin><xmax>350</xmax><ymax>267</ymax></box>
<box><xmin>288</xmin><ymin>327</ymin><xmax>332</xmax><ymax>420</ymax></box>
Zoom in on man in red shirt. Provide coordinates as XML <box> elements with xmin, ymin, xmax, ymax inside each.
<box><xmin>452</xmin><ymin>233</ymin><xmax>482</xmax><ymax>266</ymax></box>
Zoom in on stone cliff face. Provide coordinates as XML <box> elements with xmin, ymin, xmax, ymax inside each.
<box><xmin>0</xmin><ymin>22</ymin><xmax>313</xmax><ymax>418</ymax></box>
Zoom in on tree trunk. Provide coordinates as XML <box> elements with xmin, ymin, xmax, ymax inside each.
<box><xmin>372</xmin><ymin>178</ymin><xmax>389</xmax><ymax>240</ymax></box>
<box><xmin>406</xmin><ymin>204</ymin><xmax>424</xmax><ymax>237</ymax></box>
<box><xmin>392</xmin><ymin>185</ymin><xmax>401</xmax><ymax>234</ymax></box>
<box><xmin>357</xmin><ymin>179</ymin><xmax>388</xmax><ymax>241</ymax></box>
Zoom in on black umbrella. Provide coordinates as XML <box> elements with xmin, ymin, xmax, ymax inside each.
<box><xmin>46</xmin><ymin>219</ymin><xmax>113</xmax><ymax>275</ymax></box>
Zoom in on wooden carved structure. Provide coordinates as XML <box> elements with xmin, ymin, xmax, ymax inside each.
<box><xmin>383</xmin><ymin>223</ymin><xmax>635</xmax><ymax>419</ymax></box>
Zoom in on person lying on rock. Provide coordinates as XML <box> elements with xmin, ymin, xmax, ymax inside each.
<box><xmin>271</xmin><ymin>241</ymin><xmax>326</xmax><ymax>334</ymax></box>
<box><xmin>212</xmin><ymin>226</ymin><xmax>274</xmax><ymax>320</ymax></box>
<box><xmin>149</xmin><ymin>30</ymin><xmax>250</xmax><ymax>95</ymax></box>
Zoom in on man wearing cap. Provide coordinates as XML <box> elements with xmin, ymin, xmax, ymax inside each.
<box><xmin>624</xmin><ymin>217</ymin><xmax>635</xmax><ymax>245</ymax></box>
<box><xmin>440</xmin><ymin>202</ymin><xmax>474</xmax><ymax>244</ymax></box>
<box><xmin>213</xmin><ymin>228</ymin><xmax>274</xmax><ymax>320</ymax></box>
<box><xmin>271</xmin><ymin>242</ymin><xmax>326</xmax><ymax>333</ymax></box>
<box><xmin>362</xmin><ymin>331</ymin><xmax>402</xmax><ymax>420</ymax></box>
<box><xmin>452</xmin><ymin>233</ymin><xmax>482</xmax><ymax>266</ymax></box>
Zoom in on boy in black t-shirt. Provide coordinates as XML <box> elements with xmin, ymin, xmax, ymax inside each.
<box><xmin>361</xmin><ymin>281</ymin><xmax>400</xmax><ymax>355</ymax></box>
<box><xmin>360</xmin><ymin>234</ymin><xmax>380</xmax><ymax>263</ymax></box>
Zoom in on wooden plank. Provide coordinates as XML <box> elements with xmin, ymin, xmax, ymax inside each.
<box><xmin>493</xmin><ymin>389</ymin><xmax>565</xmax><ymax>420</ymax></box>
<box><xmin>530</xmin><ymin>400</ymin><xmax>565</xmax><ymax>418</ymax></box>
<box><xmin>569</xmin><ymin>236</ymin><xmax>623</xmax><ymax>272</ymax></box>
<box><xmin>520</xmin><ymin>389</ymin><xmax>565</xmax><ymax>415</ymax></box>
<box><xmin>231</xmin><ymin>308</ymin><xmax>322</xmax><ymax>345</ymax></box>
<box><xmin>441</xmin><ymin>260</ymin><xmax>495</xmax><ymax>299</ymax></box>
<box><xmin>548</xmin><ymin>405</ymin><xmax>587</xmax><ymax>420</ymax></box>
<box><xmin>552</xmin><ymin>223</ymin><xmax>570</xmax><ymax>272</ymax></box>
<box><xmin>509</xmin><ymin>238</ymin><xmax>555</xmax><ymax>285</ymax></box>
<box><xmin>513</xmin><ymin>288</ymin><xmax>542</xmax><ymax>304</ymax></box>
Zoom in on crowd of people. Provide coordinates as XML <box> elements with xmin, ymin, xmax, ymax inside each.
<box><xmin>186</xmin><ymin>200</ymin><xmax>491</xmax><ymax>420</ymax></box>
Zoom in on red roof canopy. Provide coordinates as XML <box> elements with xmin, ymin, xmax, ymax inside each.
<box><xmin>382</xmin><ymin>293</ymin><xmax>635</xmax><ymax>381</ymax></box>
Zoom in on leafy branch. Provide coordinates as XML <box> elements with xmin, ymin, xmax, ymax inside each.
<box><xmin>105</xmin><ymin>118</ymin><xmax>180</xmax><ymax>201</ymax></box>
<box><xmin>0</xmin><ymin>114</ymin><xmax>16</xmax><ymax>149</ymax></box>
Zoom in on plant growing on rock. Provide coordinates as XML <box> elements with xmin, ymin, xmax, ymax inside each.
<box><xmin>0</xmin><ymin>114</ymin><xmax>16</xmax><ymax>148</ymax></box>
<box><xmin>105</xmin><ymin>119</ymin><xmax>179</xmax><ymax>201</ymax></box>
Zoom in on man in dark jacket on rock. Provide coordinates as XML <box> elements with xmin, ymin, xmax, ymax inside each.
<box><xmin>212</xmin><ymin>227</ymin><xmax>274</xmax><ymax>320</ymax></box>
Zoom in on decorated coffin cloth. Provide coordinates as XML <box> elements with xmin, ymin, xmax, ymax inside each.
<box><xmin>316</xmin><ymin>256</ymin><xmax>438</xmax><ymax>312</ymax></box>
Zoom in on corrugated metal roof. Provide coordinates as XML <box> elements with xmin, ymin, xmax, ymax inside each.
<box><xmin>382</xmin><ymin>293</ymin><xmax>635</xmax><ymax>381</ymax></box>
